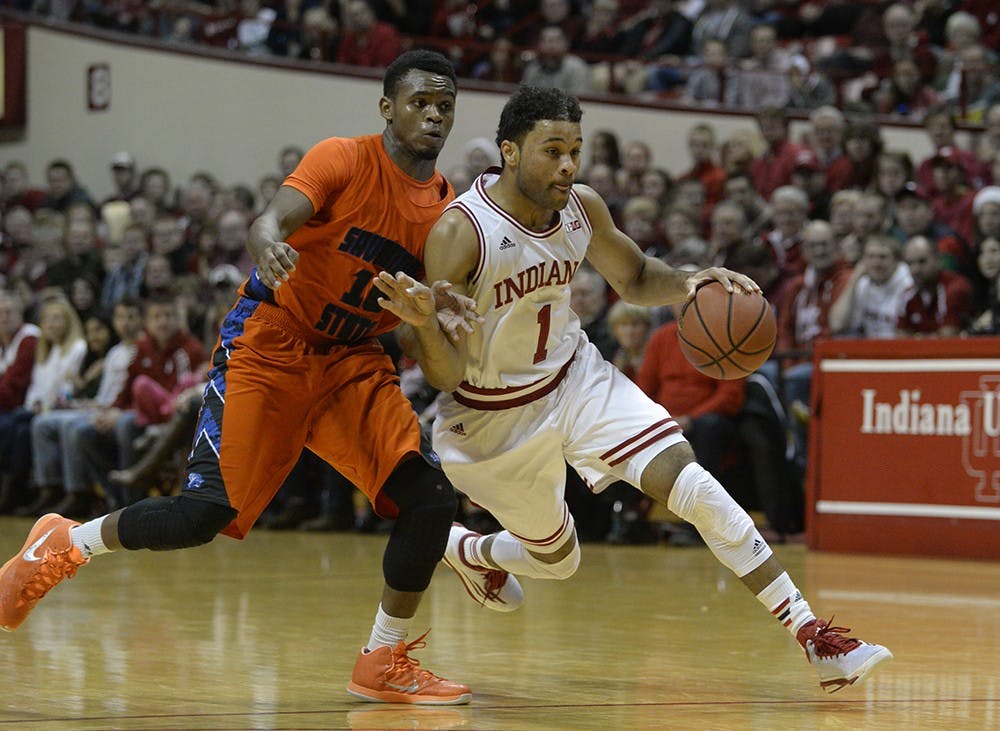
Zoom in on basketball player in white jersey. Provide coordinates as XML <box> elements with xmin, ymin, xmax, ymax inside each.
<box><xmin>374</xmin><ymin>86</ymin><xmax>891</xmax><ymax>693</ymax></box>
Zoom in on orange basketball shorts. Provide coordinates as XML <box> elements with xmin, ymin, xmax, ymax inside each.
<box><xmin>184</xmin><ymin>298</ymin><xmax>421</xmax><ymax>539</ymax></box>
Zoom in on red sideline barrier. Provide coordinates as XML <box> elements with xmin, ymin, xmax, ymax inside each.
<box><xmin>807</xmin><ymin>337</ymin><xmax>1000</xmax><ymax>559</ymax></box>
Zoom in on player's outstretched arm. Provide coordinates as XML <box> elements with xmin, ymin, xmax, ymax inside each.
<box><xmin>375</xmin><ymin>210</ymin><xmax>479</xmax><ymax>392</ymax></box>
<box><xmin>576</xmin><ymin>185</ymin><xmax>759</xmax><ymax>305</ymax></box>
<box><xmin>248</xmin><ymin>185</ymin><xmax>314</xmax><ymax>289</ymax></box>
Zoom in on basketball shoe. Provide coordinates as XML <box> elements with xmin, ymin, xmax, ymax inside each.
<box><xmin>347</xmin><ymin>631</ymin><xmax>472</xmax><ymax>705</ymax></box>
<box><xmin>0</xmin><ymin>513</ymin><xmax>89</xmax><ymax>631</ymax></box>
<box><xmin>797</xmin><ymin>618</ymin><xmax>893</xmax><ymax>692</ymax></box>
<box><xmin>442</xmin><ymin>523</ymin><xmax>523</xmax><ymax>612</ymax></box>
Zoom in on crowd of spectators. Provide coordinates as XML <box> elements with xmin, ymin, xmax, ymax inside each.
<box><xmin>17</xmin><ymin>0</ymin><xmax>1000</xmax><ymax>120</ymax></box>
<box><xmin>3</xmin><ymin>0</ymin><xmax>1000</xmax><ymax>545</ymax></box>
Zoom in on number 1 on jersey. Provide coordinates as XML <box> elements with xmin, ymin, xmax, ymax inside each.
<box><xmin>533</xmin><ymin>304</ymin><xmax>551</xmax><ymax>364</ymax></box>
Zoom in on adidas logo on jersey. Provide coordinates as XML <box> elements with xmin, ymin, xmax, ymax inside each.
<box><xmin>449</xmin><ymin>423</ymin><xmax>466</xmax><ymax>436</ymax></box>
<box><xmin>499</xmin><ymin>236</ymin><xmax>516</xmax><ymax>251</ymax></box>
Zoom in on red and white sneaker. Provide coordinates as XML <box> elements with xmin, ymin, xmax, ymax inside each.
<box><xmin>0</xmin><ymin>513</ymin><xmax>89</xmax><ymax>631</ymax></box>
<box><xmin>346</xmin><ymin>631</ymin><xmax>471</xmax><ymax>705</ymax></box>
<box><xmin>797</xmin><ymin>618</ymin><xmax>892</xmax><ymax>693</ymax></box>
<box><xmin>442</xmin><ymin>523</ymin><xmax>523</xmax><ymax>612</ymax></box>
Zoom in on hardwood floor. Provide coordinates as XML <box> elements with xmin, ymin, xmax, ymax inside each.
<box><xmin>0</xmin><ymin>517</ymin><xmax>996</xmax><ymax>730</ymax></box>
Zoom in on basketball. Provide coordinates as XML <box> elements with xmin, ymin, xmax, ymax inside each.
<box><xmin>677</xmin><ymin>281</ymin><xmax>776</xmax><ymax>380</ymax></box>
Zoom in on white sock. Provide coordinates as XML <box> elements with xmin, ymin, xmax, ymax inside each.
<box><xmin>464</xmin><ymin>534</ymin><xmax>490</xmax><ymax>568</ymax></box>
<box><xmin>483</xmin><ymin>531</ymin><xmax>535</xmax><ymax>573</ymax></box>
<box><xmin>366</xmin><ymin>604</ymin><xmax>412</xmax><ymax>651</ymax></box>
<box><xmin>70</xmin><ymin>517</ymin><xmax>111</xmax><ymax>558</ymax></box>
<box><xmin>757</xmin><ymin>572</ymin><xmax>816</xmax><ymax>637</ymax></box>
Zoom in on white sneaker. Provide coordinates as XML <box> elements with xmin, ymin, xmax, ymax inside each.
<box><xmin>442</xmin><ymin>523</ymin><xmax>523</xmax><ymax>612</ymax></box>
<box><xmin>797</xmin><ymin>618</ymin><xmax>893</xmax><ymax>693</ymax></box>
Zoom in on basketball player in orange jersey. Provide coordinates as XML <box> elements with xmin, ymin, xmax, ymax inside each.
<box><xmin>0</xmin><ymin>50</ymin><xmax>474</xmax><ymax>705</ymax></box>
<box><xmin>374</xmin><ymin>86</ymin><xmax>892</xmax><ymax>693</ymax></box>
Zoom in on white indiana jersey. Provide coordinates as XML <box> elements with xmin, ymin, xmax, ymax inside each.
<box><xmin>447</xmin><ymin>170</ymin><xmax>592</xmax><ymax>408</ymax></box>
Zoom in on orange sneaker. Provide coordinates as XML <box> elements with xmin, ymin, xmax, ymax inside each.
<box><xmin>0</xmin><ymin>513</ymin><xmax>89</xmax><ymax>631</ymax></box>
<box><xmin>346</xmin><ymin>631</ymin><xmax>471</xmax><ymax>705</ymax></box>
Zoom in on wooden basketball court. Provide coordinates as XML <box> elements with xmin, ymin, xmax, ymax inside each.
<box><xmin>1</xmin><ymin>515</ymin><xmax>996</xmax><ymax>730</ymax></box>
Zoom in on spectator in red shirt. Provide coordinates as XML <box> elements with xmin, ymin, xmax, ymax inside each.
<box><xmin>678</xmin><ymin>123</ymin><xmax>727</xmax><ymax>205</ymax></box>
<box><xmin>2</xmin><ymin>162</ymin><xmax>46</xmax><ymax>214</ymax></box>
<box><xmin>868</xmin><ymin>3</ymin><xmax>937</xmax><ymax>84</ymax></box>
<box><xmin>750</xmin><ymin>107</ymin><xmax>805</xmax><ymax>201</ymax></box>
<box><xmin>637</xmin><ymin>300</ymin><xmax>745</xmax><ymax>478</ymax></box>
<box><xmin>898</xmin><ymin>235</ymin><xmax>974</xmax><ymax>336</ymax></box>
<box><xmin>338</xmin><ymin>0</ymin><xmax>404</xmax><ymax>69</ymax></box>
<box><xmin>0</xmin><ymin>291</ymin><xmax>39</xmax><ymax>414</ymax></box>
<box><xmin>841</xmin><ymin>120</ymin><xmax>884</xmax><ymax>191</ymax></box>
<box><xmin>789</xmin><ymin>149</ymin><xmax>831</xmax><ymax>220</ymax></box>
<box><xmin>761</xmin><ymin>184</ymin><xmax>810</xmax><ymax>280</ymax></box>
<box><xmin>776</xmin><ymin>220</ymin><xmax>853</xmax><ymax>365</ymax></box>
<box><xmin>916</xmin><ymin>105</ymin><xmax>985</xmax><ymax>194</ymax></box>
<box><xmin>928</xmin><ymin>147</ymin><xmax>977</xmax><ymax>248</ymax></box>
<box><xmin>806</xmin><ymin>106</ymin><xmax>853</xmax><ymax>193</ymax></box>
<box><xmin>773</xmin><ymin>220</ymin><xmax>852</xmax><ymax>474</ymax></box>
<box><xmin>74</xmin><ymin>295</ymin><xmax>207</xmax><ymax>508</ymax></box>
<box><xmin>890</xmin><ymin>182</ymin><xmax>969</xmax><ymax>274</ymax></box>
<box><xmin>872</xmin><ymin>57</ymin><xmax>940</xmax><ymax>120</ymax></box>
<box><xmin>0</xmin><ymin>290</ymin><xmax>39</xmax><ymax>513</ymax></box>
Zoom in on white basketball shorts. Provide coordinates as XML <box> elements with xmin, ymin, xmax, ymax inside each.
<box><xmin>433</xmin><ymin>336</ymin><xmax>686</xmax><ymax>546</ymax></box>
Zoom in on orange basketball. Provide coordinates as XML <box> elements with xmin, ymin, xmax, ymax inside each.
<box><xmin>677</xmin><ymin>281</ymin><xmax>776</xmax><ymax>380</ymax></box>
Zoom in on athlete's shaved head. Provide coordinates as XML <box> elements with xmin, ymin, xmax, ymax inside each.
<box><xmin>496</xmin><ymin>86</ymin><xmax>583</xmax><ymax>149</ymax></box>
<box><xmin>383</xmin><ymin>49</ymin><xmax>457</xmax><ymax>100</ymax></box>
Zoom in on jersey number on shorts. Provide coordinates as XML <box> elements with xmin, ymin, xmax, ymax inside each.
<box><xmin>533</xmin><ymin>304</ymin><xmax>551</xmax><ymax>364</ymax></box>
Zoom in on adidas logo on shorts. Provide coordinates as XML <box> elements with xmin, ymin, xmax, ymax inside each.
<box><xmin>449</xmin><ymin>423</ymin><xmax>466</xmax><ymax>436</ymax></box>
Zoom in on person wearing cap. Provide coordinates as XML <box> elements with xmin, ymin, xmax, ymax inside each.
<box><xmin>972</xmin><ymin>185</ymin><xmax>1000</xmax><ymax>241</ymax></box>
<box><xmin>789</xmin><ymin>149</ymin><xmax>830</xmax><ymax>220</ymax></box>
<box><xmin>898</xmin><ymin>235</ymin><xmax>973</xmax><ymax>336</ymax></box>
<box><xmin>891</xmin><ymin>181</ymin><xmax>970</xmax><ymax>273</ymax></box>
<box><xmin>970</xmin><ymin>186</ymin><xmax>1000</xmax><ymax>315</ymax></box>
<box><xmin>915</xmin><ymin>104</ymin><xmax>985</xmax><ymax>194</ymax></box>
<box><xmin>103</xmin><ymin>152</ymin><xmax>138</xmax><ymax>205</ymax></box>
<box><xmin>928</xmin><ymin>146</ymin><xmax>977</xmax><ymax>246</ymax></box>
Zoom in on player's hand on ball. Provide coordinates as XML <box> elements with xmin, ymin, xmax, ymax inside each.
<box><xmin>256</xmin><ymin>241</ymin><xmax>298</xmax><ymax>289</ymax></box>
<box><xmin>684</xmin><ymin>267</ymin><xmax>762</xmax><ymax>300</ymax></box>
<box><xmin>430</xmin><ymin>281</ymin><xmax>483</xmax><ymax>342</ymax></box>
